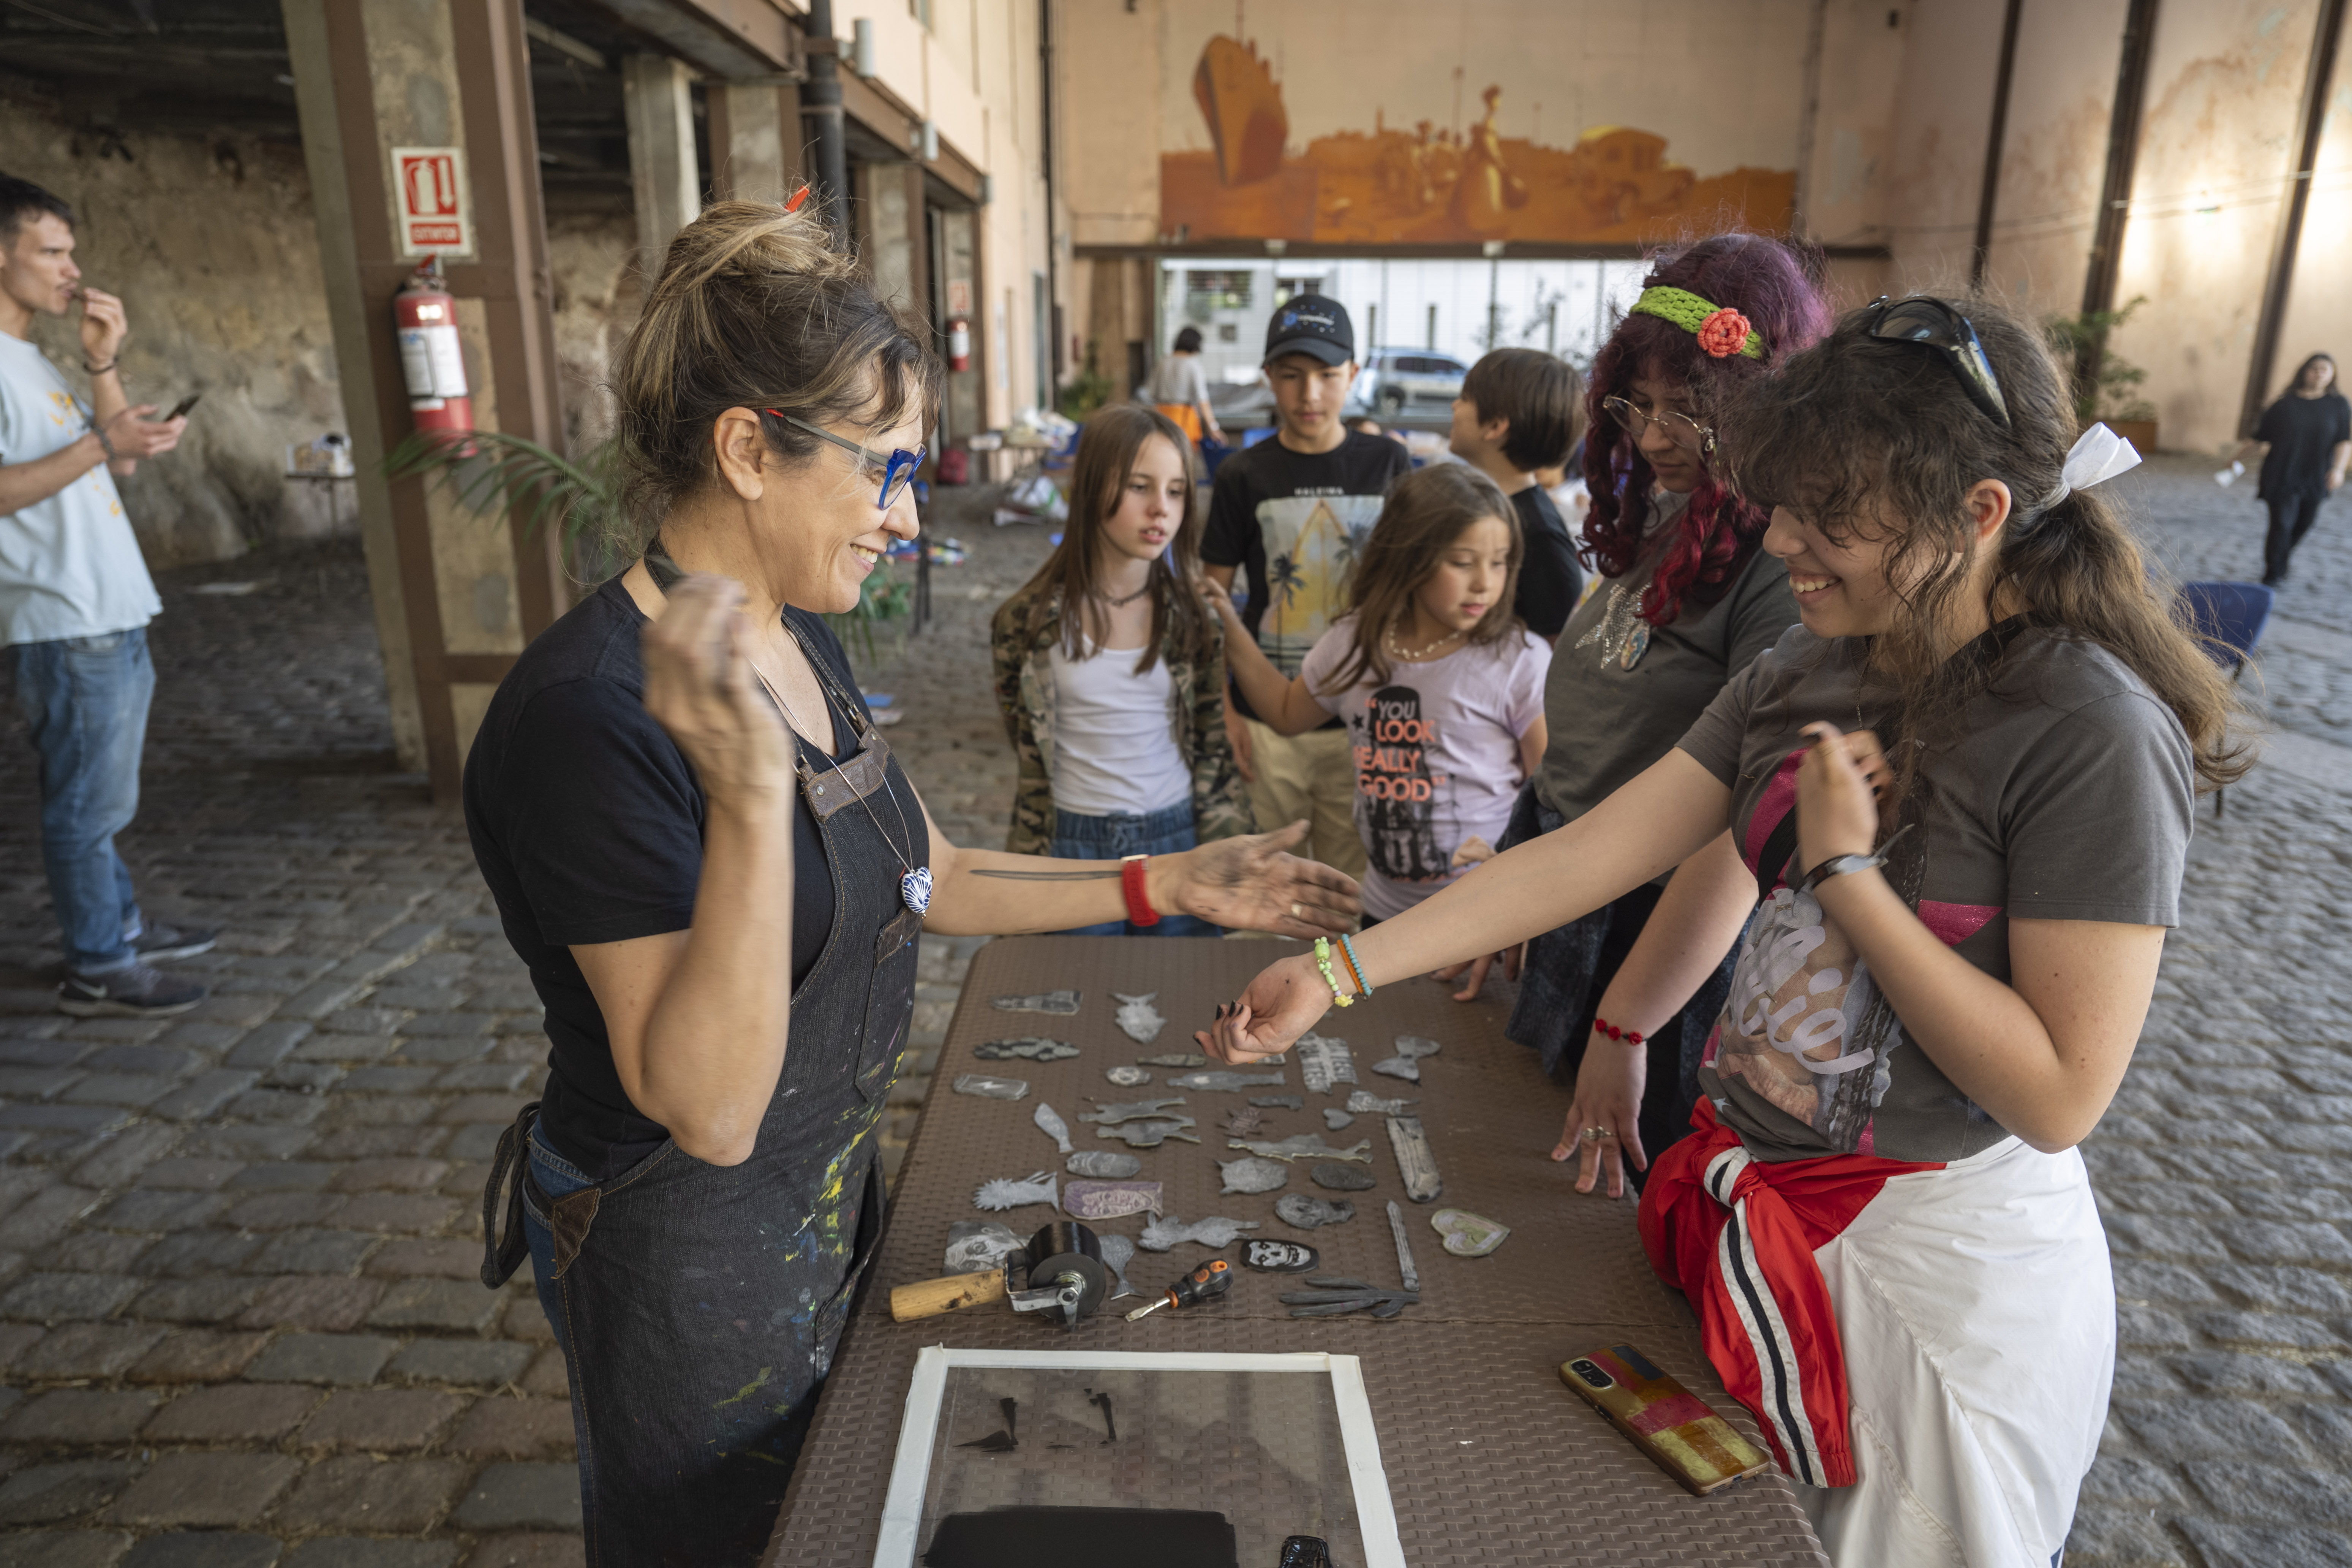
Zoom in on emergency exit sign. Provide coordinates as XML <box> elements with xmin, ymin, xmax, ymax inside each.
<box><xmin>392</xmin><ymin>146</ymin><xmax>473</xmax><ymax>257</ymax></box>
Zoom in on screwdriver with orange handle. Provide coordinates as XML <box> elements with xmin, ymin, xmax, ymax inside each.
<box><xmin>1125</xmin><ymin>1257</ymin><xmax>1233</xmax><ymax>1321</ymax></box>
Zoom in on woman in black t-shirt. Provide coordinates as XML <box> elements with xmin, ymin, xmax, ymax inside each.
<box><xmin>465</xmin><ymin>199</ymin><xmax>1359</xmax><ymax>1568</ymax></box>
<box><xmin>2221</xmin><ymin>352</ymin><xmax>2352</xmax><ymax>584</ymax></box>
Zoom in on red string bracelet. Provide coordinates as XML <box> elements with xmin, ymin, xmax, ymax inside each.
<box><xmin>1593</xmin><ymin>1016</ymin><xmax>1645</xmax><ymax>1046</ymax></box>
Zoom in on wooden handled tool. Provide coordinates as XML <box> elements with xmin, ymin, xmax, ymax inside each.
<box><xmin>890</xmin><ymin>1268</ymin><xmax>1008</xmax><ymax>1322</ymax></box>
<box><xmin>887</xmin><ymin>1221</ymin><xmax>1106</xmax><ymax>1326</ymax></box>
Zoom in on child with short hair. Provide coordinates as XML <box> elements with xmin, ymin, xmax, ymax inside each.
<box><xmin>1449</xmin><ymin>346</ymin><xmax>1585</xmax><ymax>640</ymax></box>
<box><xmin>1207</xmin><ymin>463</ymin><xmax>1549</xmax><ymax>920</ymax></box>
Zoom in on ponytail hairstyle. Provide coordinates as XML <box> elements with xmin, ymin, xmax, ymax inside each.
<box><xmin>1319</xmin><ymin>463</ymin><xmax>1521</xmax><ymax>696</ymax></box>
<box><xmin>1012</xmin><ymin>402</ymin><xmax>1215</xmax><ymax>675</ymax></box>
<box><xmin>610</xmin><ymin>198</ymin><xmax>941</xmax><ymax>553</ymax></box>
<box><xmin>1582</xmin><ymin>232</ymin><xmax>1834</xmax><ymax>625</ymax></box>
<box><xmin>1717</xmin><ymin>292</ymin><xmax>2249</xmax><ymax>802</ymax></box>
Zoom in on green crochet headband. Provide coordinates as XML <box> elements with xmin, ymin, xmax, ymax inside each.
<box><xmin>1630</xmin><ymin>286</ymin><xmax>1766</xmax><ymax>360</ymax></box>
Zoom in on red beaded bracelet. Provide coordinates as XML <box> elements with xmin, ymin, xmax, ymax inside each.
<box><xmin>1593</xmin><ymin>1015</ymin><xmax>1645</xmax><ymax>1046</ymax></box>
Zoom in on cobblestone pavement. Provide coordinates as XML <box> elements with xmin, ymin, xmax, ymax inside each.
<box><xmin>3</xmin><ymin>458</ymin><xmax>2352</xmax><ymax>1566</ymax></box>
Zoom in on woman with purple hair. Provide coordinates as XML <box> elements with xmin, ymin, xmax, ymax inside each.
<box><xmin>1439</xmin><ymin>234</ymin><xmax>1834</xmax><ymax>1194</ymax></box>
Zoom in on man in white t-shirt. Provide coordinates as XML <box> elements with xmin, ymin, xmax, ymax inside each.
<box><xmin>0</xmin><ymin>174</ymin><xmax>211</xmax><ymax>1016</ymax></box>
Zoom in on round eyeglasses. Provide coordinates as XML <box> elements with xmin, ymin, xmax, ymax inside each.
<box><xmin>1601</xmin><ymin>395</ymin><xmax>1712</xmax><ymax>454</ymax></box>
<box><xmin>767</xmin><ymin>411</ymin><xmax>927</xmax><ymax>511</ymax></box>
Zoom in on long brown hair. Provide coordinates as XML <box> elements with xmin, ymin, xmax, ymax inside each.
<box><xmin>610</xmin><ymin>198</ymin><xmax>940</xmax><ymax>553</ymax></box>
<box><xmin>1013</xmin><ymin>403</ymin><xmax>1214</xmax><ymax>675</ymax></box>
<box><xmin>1718</xmin><ymin>293</ymin><xmax>2248</xmax><ymax>805</ymax></box>
<box><xmin>1318</xmin><ymin>463</ymin><xmax>1521</xmax><ymax>695</ymax></box>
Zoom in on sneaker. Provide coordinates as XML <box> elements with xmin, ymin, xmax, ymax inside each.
<box><xmin>58</xmin><ymin>961</ymin><xmax>209</xmax><ymax>1018</ymax></box>
<box><xmin>132</xmin><ymin>920</ymin><xmax>219</xmax><ymax>963</ymax></box>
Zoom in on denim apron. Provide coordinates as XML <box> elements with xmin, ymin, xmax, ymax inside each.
<box><xmin>480</xmin><ymin>595</ymin><xmax>927</xmax><ymax>1568</ymax></box>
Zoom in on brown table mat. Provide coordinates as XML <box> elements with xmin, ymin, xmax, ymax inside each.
<box><xmin>768</xmin><ymin>936</ymin><xmax>1827</xmax><ymax>1567</ymax></box>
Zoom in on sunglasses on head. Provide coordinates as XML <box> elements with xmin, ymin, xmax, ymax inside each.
<box><xmin>1864</xmin><ymin>297</ymin><xmax>2011</xmax><ymax>430</ymax></box>
<box><xmin>765</xmin><ymin>411</ymin><xmax>926</xmax><ymax>511</ymax></box>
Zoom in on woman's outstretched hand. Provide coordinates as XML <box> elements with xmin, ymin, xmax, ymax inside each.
<box><xmin>1165</xmin><ymin>820</ymin><xmax>1361</xmax><ymax>937</ymax></box>
<box><xmin>639</xmin><ymin>573</ymin><xmax>793</xmax><ymax>810</ymax></box>
<box><xmin>1553</xmin><ymin>1033</ymin><xmax>1648</xmax><ymax>1198</ymax></box>
<box><xmin>1195</xmin><ymin>952</ymin><xmax>1330</xmax><ymax>1064</ymax></box>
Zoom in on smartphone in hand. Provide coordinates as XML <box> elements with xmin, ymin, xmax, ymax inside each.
<box><xmin>1561</xmin><ymin>1345</ymin><xmax>1771</xmax><ymax>1495</ymax></box>
<box><xmin>164</xmin><ymin>393</ymin><xmax>202</xmax><ymax>421</ymax></box>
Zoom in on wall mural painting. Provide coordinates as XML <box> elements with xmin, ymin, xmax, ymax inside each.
<box><xmin>1161</xmin><ymin>34</ymin><xmax>1797</xmax><ymax>247</ymax></box>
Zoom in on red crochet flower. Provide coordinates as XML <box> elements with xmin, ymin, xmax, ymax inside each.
<box><xmin>1696</xmin><ymin>307</ymin><xmax>1753</xmax><ymax>359</ymax></box>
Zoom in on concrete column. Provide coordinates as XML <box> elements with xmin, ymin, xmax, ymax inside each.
<box><xmin>854</xmin><ymin>160</ymin><xmax>929</xmax><ymax>317</ymax></box>
<box><xmin>283</xmin><ymin>0</ymin><xmax>569</xmax><ymax>800</ymax></box>
<box><xmin>624</xmin><ymin>53</ymin><xmax>700</xmax><ymax>272</ymax></box>
<box><xmin>708</xmin><ymin>83</ymin><xmax>804</xmax><ymax>205</ymax></box>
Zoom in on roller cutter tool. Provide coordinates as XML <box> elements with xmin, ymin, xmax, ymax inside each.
<box><xmin>890</xmin><ymin>1220</ymin><xmax>1111</xmax><ymax>1330</ymax></box>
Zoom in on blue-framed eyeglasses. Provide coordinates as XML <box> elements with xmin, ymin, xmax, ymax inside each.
<box><xmin>768</xmin><ymin>411</ymin><xmax>926</xmax><ymax>511</ymax></box>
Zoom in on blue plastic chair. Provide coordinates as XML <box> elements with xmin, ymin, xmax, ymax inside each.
<box><xmin>2177</xmin><ymin>580</ymin><xmax>2274</xmax><ymax>817</ymax></box>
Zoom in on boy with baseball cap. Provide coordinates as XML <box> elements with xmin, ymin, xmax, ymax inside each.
<box><xmin>1200</xmin><ymin>294</ymin><xmax>1408</xmax><ymax>878</ymax></box>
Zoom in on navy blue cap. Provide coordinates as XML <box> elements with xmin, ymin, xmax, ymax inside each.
<box><xmin>1264</xmin><ymin>294</ymin><xmax>1354</xmax><ymax>367</ymax></box>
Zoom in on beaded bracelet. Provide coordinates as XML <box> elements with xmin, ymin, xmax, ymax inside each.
<box><xmin>1593</xmin><ymin>1015</ymin><xmax>1644</xmax><ymax>1046</ymax></box>
<box><xmin>1313</xmin><ymin>937</ymin><xmax>1356</xmax><ymax>1007</ymax></box>
<box><xmin>1336</xmin><ymin>932</ymin><xmax>1373</xmax><ymax>997</ymax></box>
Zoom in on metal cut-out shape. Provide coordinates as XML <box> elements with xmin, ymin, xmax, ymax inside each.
<box><xmin>1371</xmin><ymin>1035</ymin><xmax>1443</xmax><ymax>1083</ymax></box>
<box><xmin>1244</xmin><ymin>1239</ymin><xmax>1321</xmax><ymax>1272</ymax></box>
<box><xmin>1250</xmin><ymin>1095</ymin><xmax>1304</xmax><ymax>1110</ymax></box>
<box><xmin>1323</xmin><ymin>1108</ymin><xmax>1355</xmax><ymax>1131</ymax></box>
<box><xmin>1227</xmin><ymin>1133</ymin><xmax>1372</xmax><ymax>1164</ymax></box>
<box><xmin>952</xmin><ymin>1073</ymin><xmax>1029</xmax><ymax>1101</ymax></box>
<box><xmin>1135</xmin><ymin>1053</ymin><xmax>1208</xmax><ymax>1068</ymax></box>
<box><xmin>1387</xmin><ymin>1116</ymin><xmax>1443</xmax><ymax>1203</ymax></box>
<box><xmin>1113</xmin><ymin>992</ymin><xmax>1167</xmax><ymax>1044</ymax></box>
<box><xmin>1104</xmin><ymin>1065</ymin><xmax>1153</xmax><ymax>1087</ymax></box>
<box><xmin>1294</xmin><ymin>1031</ymin><xmax>1357</xmax><ymax>1094</ymax></box>
<box><xmin>1079</xmin><ymin>1096</ymin><xmax>1189</xmax><ymax>1125</ymax></box>
<box><xmin>1225</xmin><ymin>1108</ymin><xmax>1266</xmax><ymax>1140</ymax></box>
<box><xmin>1280</xmin><ymin>1275</ymin><xmax>1418</xmax><ymax>1319</ymax></box>
<box><xmin>1065</xmin><ymin>1150</ymin><xmax>1140</xmax><ymax>1179</ymax></box>
<box><xmin>1275</xmin><ymin>1194</ymin><xmax>1355</xmax><ymax>1230</ymax></box>
<box><xmin>1168</xmin><ymin>1069</ymin><xmax>1287</xmax><ymax>1092</ymax></box>
<box><xmin>1097</xmin><ymin>1233</ymin><xmax>1139</xmax><ymax>1301</ymax></box>
<box><xmin>1033</xmin><ymin>1103</ymin><xmax>1074</xmax><ymax>1155</ymax></box>
<box><xmin>1137</xmin><ymin>1213</ymin><xmax>1261</xmax><ymax>1252</ymax></box>
<box><xmin>1063</xmin><ymin>1179</ymin><xmax>1162</xmax><ymax>1220</ymax></box>
<box><xmin>944</xmin><ymin>1220</ymin><xmax>1025</xmax><ymax>1274</ymax></box>
<box><xmin>1346</xmin><ymin>1089</ymin><xmax>1416</xmax><ymax>1115</ymax></box>
<box><xmin>1312</xmin><ymin>1162</ymin><xmax>1377</xmax><ymax>1192</ymax></box>
<box><xmin>974</xmin><ymin>1171</ymin><xmax>1059</xmax><ymax>1212</ymax></box>
<box><xmin>1095</xmin><ymin>1119</ymin><xmax>1199</xmax><ymax>1148</ymax></box>
<box><xmin>1217</xmin><ymin>1156</ymin><xmax>1290</xmax><ymax>1195</ymax></box>
<box><xmin>977</xmin><ymin>1037</ymin><xmax>1079</xmax><ymax>1062</ymax></box>
<box><xmin>993</xmin><ymin>990</ymin><xmax>1080</xmax><ymax>1015</ymax></box>
<box><xmin>1432</xmin><ymin>1208</ymin><xmax>1511</xmax><ymax>1257</ymax></box>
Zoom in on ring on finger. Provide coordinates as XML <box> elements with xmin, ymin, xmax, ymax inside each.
<box><xmin>1580</xmin><ymin>1125</ymin><xmax>1614</xmax><ymax>1144</ymax></box>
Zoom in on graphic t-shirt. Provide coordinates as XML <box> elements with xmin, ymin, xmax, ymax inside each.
<box><xmin>1299</xmin><ymin>613</ymin><xmax>1549</xmax><ymax>919</ymax></box>
<box><xmin>1675</xmin><ymin>623</ymin><xmax>2194</xmax><ymax>1163</ymax></box>
<box><xmin>2255</xmin><ymin>391</ymin><xmax>2352</xmax><ymax>498</ymax></box>
<box><xmin>0</xmin><ymin>332</ymin><xmax>160</xmax><ymax>646</ymax></box>
<box><xmin>1201</xmin><ymin>429</ymin><xmax>1411</xmax><ymax>724</ymax></box>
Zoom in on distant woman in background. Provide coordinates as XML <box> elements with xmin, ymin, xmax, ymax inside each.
<box><xmin>2219</xmin><ymin>351</ymin><xmax>2350</xmax><ymax>586</ymax></box>
<box><xmin>993</xmin><ymin>403</ymin><xmax>1252</xmax><ymax>934</ymax></box>
<box><xmin>1145</xmin><ymin>326</ymin><xmax>1224</xmax><ymax>449</ymax></box>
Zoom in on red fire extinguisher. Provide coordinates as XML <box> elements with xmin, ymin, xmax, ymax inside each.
<box><xmin>947</xmin><ymin>315</ymin><xmax>971</xmax><ymax>374</ymax></box>
<box><xmin>395</xmin><ymin>255</ymin><xmax>473</xmax><ymax>439</ymax></box>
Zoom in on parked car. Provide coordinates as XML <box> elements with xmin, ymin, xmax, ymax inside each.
<box><xmin>1351</xmin><ymin>349</ymin><xmax>1469</xmax><ymax>415</ymax></box>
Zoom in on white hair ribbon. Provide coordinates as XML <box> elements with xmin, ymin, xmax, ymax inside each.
<box><xmin>2034</xmin><ymin>421</ymin><xmax>2143</xmax><ymax>516</ymax></box>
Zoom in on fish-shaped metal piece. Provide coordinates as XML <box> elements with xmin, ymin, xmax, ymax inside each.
<box><xmin>1167</xmin><ymin>1069</ymin><xmax>1286</xmax><ymax>1092</ymax></box>
<box><xmin>1095</xmin><ymin>1119</ymin><xmax>1200</xmax><ymax>1148</ymax></box>
<box><xmin>1066</xmin><ymin>1150</ymin><xmax>1141</xmax><ymax>1178</ymax></box>
<box><xmin>977</xmin><ymin>1037</ymin><xmax>1080</xmax><ymax>1062</ymax></box>
<box><xmin>1033</xmin><ymin>1102</ymin><xmax>1074</xmax><ymax>1155</ymax></box>
<box><xmin>1250</xmin><ymin>1095</ymin><xmax>1304</xmax><ymax>1110</ymax></box>
<box><xmin>1104</xmin><ymin>1065</ymin><xmax>1153</xmax><ymax>1087</ymax></box>
<box><xmin>1346</xmin><ymin>1089</ymin><xmax>1416</xmax><ymax>1115</ymax></box>
<box><xmin>1386</xmin><ymin>1115</ymin><xmax>1443</xmax><ymax>1202</ymax></box>
<box><xmin>952</xmin><ymin>1073</ymin><xmax>1029</xmax><ymax>1101</ymax></box>
<box><xmin>1063</xmin><ymin>1179</ymin><xmax>1163</xmax><ymax>1220</ymax></box>
<box><xmin>1226</xmin><ymin>1133</ymin><xmax>1372</xmax><ymax>1164</ymax></box>
<box><xmin>1313</xmin><ymin>1162</ymin><xmax>1377</xmax><ymax>1191</ymax></box>
<box><xmin>1138</xmin><ymin>1213</ymin><xmax>1263</xmax><ymax>1252</ymax></box>
<box><xmin>1323</xmin><ymin>1108</ymin><xmax>1355</xmax><ymax>1131</ymax></box>
<box><xmin>973</xmin><ymin>1171</ymin><xmax>1058</xmax><ymax>1212</ymax></box>
<box><xmin>1294</xmin><ymin>1031</ymin><xmax>1358</xmax><ymax>1094</ymax></box>
<box><xmin>1113</xmin><ymin>992</ymin><xmax>1168</xmax><ymax>1044</ymax></box>
<box><xmin>1135</xmin><ymin>1053</ymin><xmax>1208</xmax><ymax>1068</ymax></box>
<box><xmin>1078</xmin><ymin>1096</ymin><xmax>1189</xmax><ymax>1125</ymax></box>
<box><xmin>1217</xmin><ymin>1156</ymin><xmax>1290</xmax><ymax>1195</ymax></box>
<box><xmin>1098</xmin><ymin>1233</ymin><xmax>1140</xmax><ymax>1301</ymax></box>
<box><xmin>993</xmin><ymin>990</ymin><xmax>1080</xmax><ymax>1015</ymax></box>
<box><xmin>1275</xmin><ymin>1194</ymin><xmax>1355</xmax><ymax>1230</ymax></box>
<box><xmin>1371</xmin><ymin>1034</ymin><xmax>1443</xmax><ymax>1083</ymax></box>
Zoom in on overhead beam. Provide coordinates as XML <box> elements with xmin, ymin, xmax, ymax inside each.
<box><xmin>571</xmin><ymin>0</ymin><xmax>800</xmax><ymax>79</ymax></box>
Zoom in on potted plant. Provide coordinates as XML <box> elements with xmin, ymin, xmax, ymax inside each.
<box><xmin>2047</xmin><ymin>297</ymin><xmax>2159</xmax><ymax>454</ymax></box>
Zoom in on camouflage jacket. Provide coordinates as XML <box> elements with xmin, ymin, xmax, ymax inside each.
<box><xmin>989</xmin><ymin>580</ymin><xmax>1255</xmax><ymax>856</ymax></box>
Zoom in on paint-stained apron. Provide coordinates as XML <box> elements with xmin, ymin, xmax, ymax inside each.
<box><xmin>480</xmin><ymin>684</ymin><xmax>926</xmax><ymax>1568</ymax></box>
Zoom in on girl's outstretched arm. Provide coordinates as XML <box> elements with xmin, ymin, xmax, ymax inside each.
<box><xmin>1200</xmin><ymin>576</ymin><xmax>1331</xmax><ymax>736</ymax></box>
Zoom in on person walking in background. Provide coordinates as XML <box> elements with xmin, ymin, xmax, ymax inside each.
<box><xmin>0</xmin><ymin>174</ymin><xmax>210</xmax><ymax>1018</ymax></box>
<box><xmin>1144</xmin><ymin>326</ymin><xmax>1223</xmax><ymax>450</ymax></box>
<box><xmin>1209</xmin><ymin>463</ymin><xmax>1549</xmax><ymax>923</ymax></box>
<box><xmin>1202</xmin><ymin>293</ymin><xmax>1410</xmax><ymax>879</ymax></box>
<box><xmin>993</xmin><ymin>403</ymin><xmax>1251</xmax><ymax>935</ymax></box>
<box><xmin>1449</xmin><ymin>346</ymin><xmax>1585</xmax><ymax>642</ymax></box>
<box><xmin>1441</xmin><ymin>233</ymin><xmax>1829</xmax><ymax>1194</ymax></box>
<box><xmin>2219</xmin><ymin>351</ymin><xmax>2350</xmax><ymax>585</ymax></box>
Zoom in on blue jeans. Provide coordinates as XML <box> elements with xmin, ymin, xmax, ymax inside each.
<box><xmin>13</xmin><ymin>628</ymin><xmax>155</xmax><ymax>972</ymax></box>
<box><xmin>1050</xmin><ymin>801</ymin><xmax>1219</xmax><ymax>937</ymax></box>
